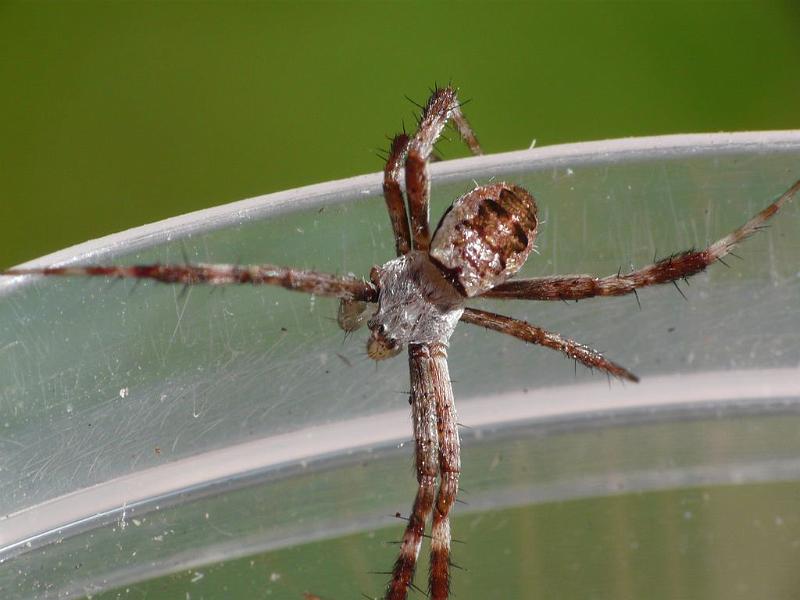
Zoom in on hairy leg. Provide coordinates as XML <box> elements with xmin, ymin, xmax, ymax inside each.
<box><xmin>383</xmin><ymin>133</ymin><xmax>413</xmax><ymax>256</ymax></box>
<box><xmin>426</xmin><ymin>343</ymin><xmax>460</xmax><ymax>600</ymax></box>
<box><xmin>460</xmin><ymin>307</ymin><xmax>638</xmax><ymax>382</ymax></box>
<box><xmin>384</xmin><ymin>344</ymin><xmax>442</xmax><ymax>600</ymax></box>
<box><xmin>406</xmin><ymin>86</ymin><xmax>483</xmax><ymax>252</ymax></box>
<box><xmin>483</xmin><ymin>179</ymin><xmax>800</xmax><ymax>302</ymax></box>
<box><xmin>3</xmin><ymin>263</ymin><xmax>378</xmax><ymax>302</ymax></box>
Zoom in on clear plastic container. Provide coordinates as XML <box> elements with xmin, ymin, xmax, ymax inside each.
<box><xmin>1</xmin><ymin>132</ymin><xmax>799</xmax><ymax>599</ymax></box>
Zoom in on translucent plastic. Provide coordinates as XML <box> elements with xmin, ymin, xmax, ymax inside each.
<box><xmin>1</xmin><ymin>132</ymin><xmax>799</xmax><ymax>599</ymax></box>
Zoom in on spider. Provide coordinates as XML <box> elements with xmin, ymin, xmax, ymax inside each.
<box><xmin>3</xmin><ymin>86</ymin><xmax>799</xmax><ymax>600</ymax></box>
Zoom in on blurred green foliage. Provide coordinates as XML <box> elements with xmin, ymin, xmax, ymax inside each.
<box><xmin>1</xmin><ymin>1</ymin><xmax>799</xmax><ymax>268</ymax></box>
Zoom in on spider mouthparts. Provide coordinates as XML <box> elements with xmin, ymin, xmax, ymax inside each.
<box><xmin>366</xmin><ymin>334</ymin><xmax>403</xmax><ymax>361</ymax></box>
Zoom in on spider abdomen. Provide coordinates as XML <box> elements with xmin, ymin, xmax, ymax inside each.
<box><xmin>429</xmin><ymin>183</ymin><xmax>538</xmax><ymax>297</ymax></box>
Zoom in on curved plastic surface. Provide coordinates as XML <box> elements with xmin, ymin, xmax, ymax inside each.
<box><xmin>1</xmin><ymin>132</ymin><xmax>799</xmax><ymax>598</ymax></box>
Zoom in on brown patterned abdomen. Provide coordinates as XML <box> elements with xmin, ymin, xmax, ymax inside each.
<box><xmin>429</xmin><ymin>183</ymin><xmax>538</xmax><ymax>297</ymax></box>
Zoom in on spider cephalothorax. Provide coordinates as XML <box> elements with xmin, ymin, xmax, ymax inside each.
<box><xmin>3</xmin><ymin>85</ymin><xmax>797</xmax><ymax>600</ymax></box>
<box><xmin>366</xmin><ymin>251</ymin><xmax>463</xmax><ymax>360</ymax></box>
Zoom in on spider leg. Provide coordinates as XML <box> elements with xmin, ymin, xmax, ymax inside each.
<box><xmin>383</xmin><ymin>133</ymin><xmax>413</xmax><ymax>256</ymax></box>
<box><xmin>425</xmin><ymin>343</ymin><xmax>460</xmax><ymax>600</ymax></box>
<box><xmin>385</xmin><ymin>345</ymin><xmax>441</xmax><ymax>600</ymax></box>
<box><xmin>406</xmin><ymin>86</ymin><xmax>483</xmax><ymax>252</ymax></box>
<box><xmin>460</xmin><ymin>307</ymin><xmax>639</xmax><ymax>382</ymax></box>
<box><xmin>337</xmin><ymin>298</ymin><xmax>369</xmax><ymax>332</ymax></box>
<box><xmin>483</xmin><ymin>179</ymin><xmax>800</xmax><ymax>302</ymax></box>
<box><xmin>3</xmin><ymin>263</ymin><xmax>378</xmax><ymax>302</ymax></box>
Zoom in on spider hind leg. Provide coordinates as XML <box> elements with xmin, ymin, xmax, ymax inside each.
<box><xmin>484</xmin><ymin>179</ymin><xmax>800</xmax><ymax>302</ymax></box>
<box><xmin>405</xmin><ymin>86</ymin><xmax>483</xmax><ymax>253</ymax></box>
<box><xmin>460</xmin><ymin>307</ymin><xmax>639</xmax><ymax>382</ymax></box>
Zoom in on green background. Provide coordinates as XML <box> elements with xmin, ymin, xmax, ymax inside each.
<box><xmin>1</xmin><ymin>1</ymin><xmax>799</xmax><ymax>269</ymax></box>
<box><xmin>91</xmin><ymin>482</ymin><xmax>800</xmax><ymax>600</ymax></box>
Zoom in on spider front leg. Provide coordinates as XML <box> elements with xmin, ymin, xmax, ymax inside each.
<box><xmin>406</xmin><ymin>86</ymin><xmax>483</xmax><ymax>252</ymax></box>
<box><xmin>386</xmin><ymin>343</ymin><xmax>460</xmax><ymax>600</ymax></box>
<box><xmin>484</xmin><ymin>179</ymin><xmax>800</xmax><ymax>302</ymax></box>
<box><xmin>426</xmin><ymin>343</ymin><xmax>461</xmax><ymax>600</ymax></box>
<box><xmin>3</xmin><ymin>263</ymin><xmax>378</xmax><ymax>302</ymax></box>
<box><xmin>385</xmin><ymin>344</ymin><xmax>442</xmax><ymax>600</ymax></box>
